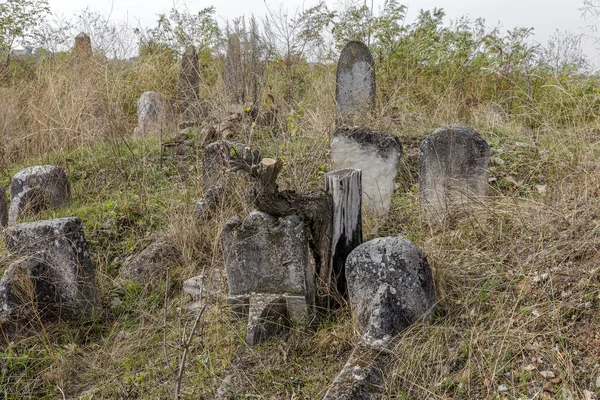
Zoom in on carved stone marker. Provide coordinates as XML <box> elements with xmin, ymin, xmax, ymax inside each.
<box><xmin>74</xmin><ymin>32</ymin><xmax>92</xmax><ymax>61</ymax></box>
<box><xmin>335</xmin><ymin>41</ymin><xmax>375</xmax><ymax>124</ymax></box>
<box><xmin>0</xmin><ymin>217</ymin><xmax>101</xmax><ymax>326</ymax></box>
<box><xmin>9</xmin><ymin>165</ymin><xmax>71</xmax><ymax>225</ymax></box>
<box><xmin>419</xmin><ymin>124</ymin><xmax>490</xmax><ymax>223</ymax></box>
<box><xmin>176</xmin><ymin>45</ymin><xmax>199</xmax><ymax>113</ymax></box>
<box><xmin>324</xmin><ymin>236</ymin><xmax>436</xmax><ymax>399</ymax></box>
<box><xmin>224</xmin><ymin>34</ymin><xmax>243</xmax><ymax>104</ymax></box>
<box><xmin>331</xmin><ymin>127</ymin><xmax>401</xmax><ymax>217</ymax></box>
<box><xmin>221</xmin><ymin>211</ymin><xmax>315</xmax><ymax>346</ymax></box>
<box><xmin>133</xmin><ymin>91</ymin><xmax>169</xmax><ymax>137</ymax></box>
<box><xmin>325</xmin><ymin>169</ymin><xmax>362</xmax><ymax>298</ymax></box>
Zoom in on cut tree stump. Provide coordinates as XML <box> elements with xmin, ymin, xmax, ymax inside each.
<box><xmin>326</xmin><ymin>168</ymin><xmax>363</xmax><ymax>299</ymax></box>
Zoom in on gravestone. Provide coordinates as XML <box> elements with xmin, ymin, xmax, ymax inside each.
<box><xmin>74</xmin><ymin>32</ymin><xmax>92</xmax><ymax>61</ymax></box>
<box><xmin>335</xmin><ymin>41</ymin><xmax>375</xmax><ymax>124</ymax></box>
<box><xmin>176</xmin><ymin>45</ymin><xmax>199</xmax><ymax>113</ymax></box>
<box><xmin>133</xmin><ymin>91</ymin><xmax>169</xmax><ymax>137</ymax></box>
<box><xmin>419</xmin><ymin>124</ymin><xmax>490</xmax><ymax>223</ymax></box>
<box><xmin>221</xmin><ymin>211</ymin><xmax>315</xmax><ymax>346</ymax></box>
<box><xmin>324</xmin><ymin>236</ymin><xmax>436</xmax><ymax>399</ymax></box>
<box><xmin>9</xmin><ymin>165</ymin><xmax>71</xmax><ymax>225</ymax></box>
<box><xmin>0</xmin><ymin>217</ymin><xmax>101</xmax><ymax>326</ymax></box>
<box><xmin>224</xmin><ymin>34</ymin><xmax>243</xmax><ymax>104</ymax></box>
<box><xmin>120</xmin><ymin>240</ymin><xmax>183</xmax><ymax>284</ymax></box>
<box><xmin>202</xmin><ymin>140</ymin><xmax>259</xmax><ymax>211</ymax></box>
<box><xmin>331</xmin><ymin>127</ymin><xmax>402</xmax><ymax>217</ymax></box>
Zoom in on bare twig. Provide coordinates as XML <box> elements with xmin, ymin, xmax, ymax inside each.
<box><xmin>175</xmin><ymin>303</ymin><xmax>206</xmax><ymax>399</ymax></box>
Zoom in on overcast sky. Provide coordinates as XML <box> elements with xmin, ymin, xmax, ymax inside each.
<box><xmin>46</xmin><ymin>0</ymin><xmax>600</xmax><ymax>62</ymax></box>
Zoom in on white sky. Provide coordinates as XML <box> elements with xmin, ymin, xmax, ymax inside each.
<box><xmin>47</xmin><ymin>0</ymin><xmax>600</xmax><ymax>61</ymax></box>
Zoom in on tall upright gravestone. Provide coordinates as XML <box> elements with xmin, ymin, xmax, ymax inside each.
<box><xmin>335</xmin><ymin>41</ymin><xmax>376</xmax><ymax>124</ymax></box>
<box><xmin>419</xmin><ymin>124</ymin><xmax>490</xmax><ymax>224</ymax></box>
<box><xmin>176</xmin><ymin>45</ymin><xmax>200</xmax><ymax>112</ymax></box>
<box><xmin>74</xmin><ymin>32</ymin><xmax>93</xmax><ymax>62</ymax></box>
<box><xmin>224</xmin><ymin>34</ymin><xmax>244</xmax><ymax>104</ymax></box>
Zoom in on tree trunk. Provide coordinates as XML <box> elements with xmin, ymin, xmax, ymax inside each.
<box><xmin>326</xmin><ymin>168</ymin><xmax>363</xmax><ymax>300</ymax></box>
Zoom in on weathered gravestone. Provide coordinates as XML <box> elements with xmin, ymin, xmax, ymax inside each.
<box><xmin>133</xmin><ymin>91</ymin><xmax>170</xmax><ymax>137</ymax></box>
<box><xmin>202</xmin><ymin>140</ymin><xmax>259</xmax><ymax>212</ymax></box>
<box><xmin>0</xmin><ymin>217</ymin><xmax>101</xmax><ymax>327</ymax></box>
<box><xmin>120</xmin><ymin>240</ymin><xmax>183</xmax><ymax>285</ymax></box>
<box><xmin>331</xmin><ymin>127</ymin><xmax>402</xmax><ymax>217</ymax></box>
<box><xmin>9</xmin><ymin>165</ymin><xmax>71</xmax><ymax>225</ymax></box>
<box><xmin>221</xmin><ymin>211</ymin><xmax>315</xmax><ymax>346</ymax></box>
<box><xmin>224</xmin><ymin>34</ymin><xmax>243</xmax><ymax>104</ymax></box>
<box><xmin>335</xmin><ymin>41</ymin><xmax>375</xmax><ymax>124</ymax></box>
<box><xmin>419</xmin><ymin>124</ymin><xmax>490</xmax><ymax>224</ymax></box>
<box><xmin>176</xmin><ymin>45</ymin><xmax>207</xmax><ymax>128</ymax></box>
<box><xmin>74</xmin><ymin>32</ymin><xmax>92</xmax><ymax>61</ymax></box>
<box><xmin>323</xmin><ymin>237</ymin><xmax>436</xmax><ymax>399</ymax></box>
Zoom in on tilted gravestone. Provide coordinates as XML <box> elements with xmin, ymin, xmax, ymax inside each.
<box><xmin>324</xmin><ymin>236</ymin><xmax>436</xmax><ymax>399</ymax></box>
<box><xmin>0</xmin><ymin>217</ymin><xmax>101</xmax><ymax>327</ymax></box>
<box><xmin>202</xmin><ymin>140</ymin><xmax>259</xmax><ymax>212</ymax></box>
<box><xmin>221</xmin><ymin>211</ymin><xmax>315</xmax><ymax>346</ymax></box>
<box><xmin>133</xmin><ymin>91</ymin><xmax>170</xmax><ymax>137</ymax></box>
<box><xmin>418</xmin><ymin>124</ymin><xmax>490</xmax><ymax>223</ymax></box>
<box><xmin>331</xmin><ymin>127</ymin><xmax>402</xmax><ymax>217</ymax></box>
<box><xmin>335</xmin><ymin>41</ymin><xmax>375</xmax><ymax>124</ymax></box>
<box><xmin>224</xmin><ymin>34</ymin><xmax>244</xmax><ymax>104</ymax></box>
<box><xmin>9</xmin><ymin>165</ymin><xmax>71</xmax><ymax>225</ymax></box>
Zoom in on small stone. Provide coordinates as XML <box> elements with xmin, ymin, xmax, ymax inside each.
<box><xmin>596</xmin><ymin>374</ymin><xmax>600</xmax><ymax>388</ymax></box>
<box><xmin>183</xmin><ymin>276</ymin><xmax>204</xmax><ymax>298</ymax></box>
<box><xmin>491</xmin><ymin>156</ymin><xmax>505</xmax><ymax>166</ymax></box>
<box><xmin>498</xmin><ymin>384</ymin><xmax>508</xmax><ymax>392</ymax></box>
<box><xmin>584</xmin><ymin>389</ymin><xmax>595</xmax><ymax>400</ymax></box>
<box><xmin>532</xmin><ymin>273</ymin><xmax>549</xmax><ymax>283</ymax></box>
<box><xmin>536</xmin><ymin>185</ymin><xmax>547</xmax><ymax>195</ymax></box>
<box><xmin>540</xmin><ymin>370</ymin><xmax>555</xmax><ymax>379</ymax></box>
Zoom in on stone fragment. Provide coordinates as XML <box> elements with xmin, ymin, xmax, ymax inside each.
<box><xmin>9</xmin><ymin>165</ymin><xmax>70</xmax><ymax>224</ymax></box>
<box><xmin>345</xmin><ymin>237</ymin><xmax>436</xmax><ymax>340</ymax></box>
<box><xmin>331</xmin><ymin>127</ymin><xmax>402</xmax><ymax>217</ymax></box>
<box><xmin>0</xmin><ymin>217</ymin><xmax>100</xmax><ymax>325</ymax></box>
<box><xmin>336</xmin><ymin>41</ymin><xmax>375</xmax><ymax>124</ymax></box>
<box><xmin>133</xmin><ymin>91</ymin><xmax>170</xmax><ymax>137</ymax></box>
<box><xmin>0</xmin><ymin>187</ymin><xmax>8</xmax><ymax>227</ymax></box>
<box><xmin>245</xmin><ymin>293</ymin><xmax>288</xmax><ymax>346</ymax></box>
<box><xmin>120</xmin><ymin>240</ymin><xmax>183</xmax><ymax>284</ymax></box>
<box><xmin>418</xmin><ymin>124</ymin><xmax>490</xmax><ymax>223</ymax></box>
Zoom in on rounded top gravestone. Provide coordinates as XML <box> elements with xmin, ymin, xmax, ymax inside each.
<box><xmin>335</xmin><ymin>41</ymin><xmax>376</xmax><ymax>124</ymax></box>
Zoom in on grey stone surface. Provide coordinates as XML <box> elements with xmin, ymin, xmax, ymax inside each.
<box><xmin>331</xmin><ymin>127</ymin><xmax>402</xmax><ymax>217</ymax></box>
<box><xmin>222</xmin><ymin>211</ymin><xmax>316</xmax><ymax>345</ymax></box>
<box><xmin>245</xmin><ymin>293</ymin><xmax>288</xmax><ymax>347</ymax></box>
<box><xmin>222</xmin><ymin>211</ymin><xmax>314</xmax><ymax>302</ymax></box>
<box><xmin>346</xmin><ymin>237</ymin><xmax>436</xmax><ymax>340</ymax></box>
<box><xmin>175</xmin><ymin>45</ymin><xmax>199</xmax><ymax>112</ymax></box>
<box><xmin>9</xmin><ymin>165</ymin><xmax>70</xmax><ymax>224</ymax></box>
<box><xmin>418</xmin><ymin>124</ymin><xmax>490</xmax><ymax>223</ymax></box>
<box><xmin>74</xmin><ymin>32</ymin><xmax>92</xmax><ymax>61</ymax></box>
<box><xmin>336</xmin><ymin>41</ymin><xmax>375</xmax><ymax>123</ymax></box>
<box><xmin>0</xmin><ymin>187</ymin><xmax>8</xmax><ymax>227</ymax></box>
<box><xmin>0</xmin><ymin>217</ymin><xmax>100</xmax><ymax>324</ymax></box>
<box><xmin>133</xmin><ymin>91</ymin><xmax>169</xmax><ymax>137</ymax></box>
<box><xmin>120</xmin><ymin>240</ymin><xmax>183</xmax><ymax>284</ymax></box>
<box><xmin>224</xmin><ymin>34</ymin><xmax>243</xmax><ymax>104</ymax></box>
<box><xmin>8</xmin><ymin>187</ymin><xmax>44</xmax><ymax>225</ymax></box>
<box><xmin>202</xmin><ymin>140</ymin><xmax>259</xmax><ymax>210</ymax></box>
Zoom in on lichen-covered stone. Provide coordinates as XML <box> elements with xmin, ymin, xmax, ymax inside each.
<box><xmin>11</xmin><ymin>165</ymin><xmax>70</xmax><ymax>208</ymax></box>
<box><xmin>418</xmin><ymin>124</ymin><xmax>490</xmax><ymax>223</ymax></box>
<box><xmin>245</xmin><ymin>293</ymin><xmax>288</xmax><ymax>346</ymax></box>
<box><xmin>0</xmin><ymin>217</ymin><xmax>100</xmax><ymax>325</ymax></box>
<box><xmin>336</xmin><ymin>41</ymin><xmax>375</xmax><ymax>123</ymax></box>
<box><xmin>345</xmin><ymin>237</ymin><xmax>436</xmax><ymax>340</ymax></box>
<box><xmin>331</xmin><ymin>127</ymin><xmax>401</xmax><ymax>217</ymax></box>
<box><xmin>120</xmin><ymin>240</ymin><xmax>183</xmax><ymax>284</ymax></box>
<box><xmin>133</xmin><ymin>91</ymin><xmax>171</xmax><ymax>137</ymax></box>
